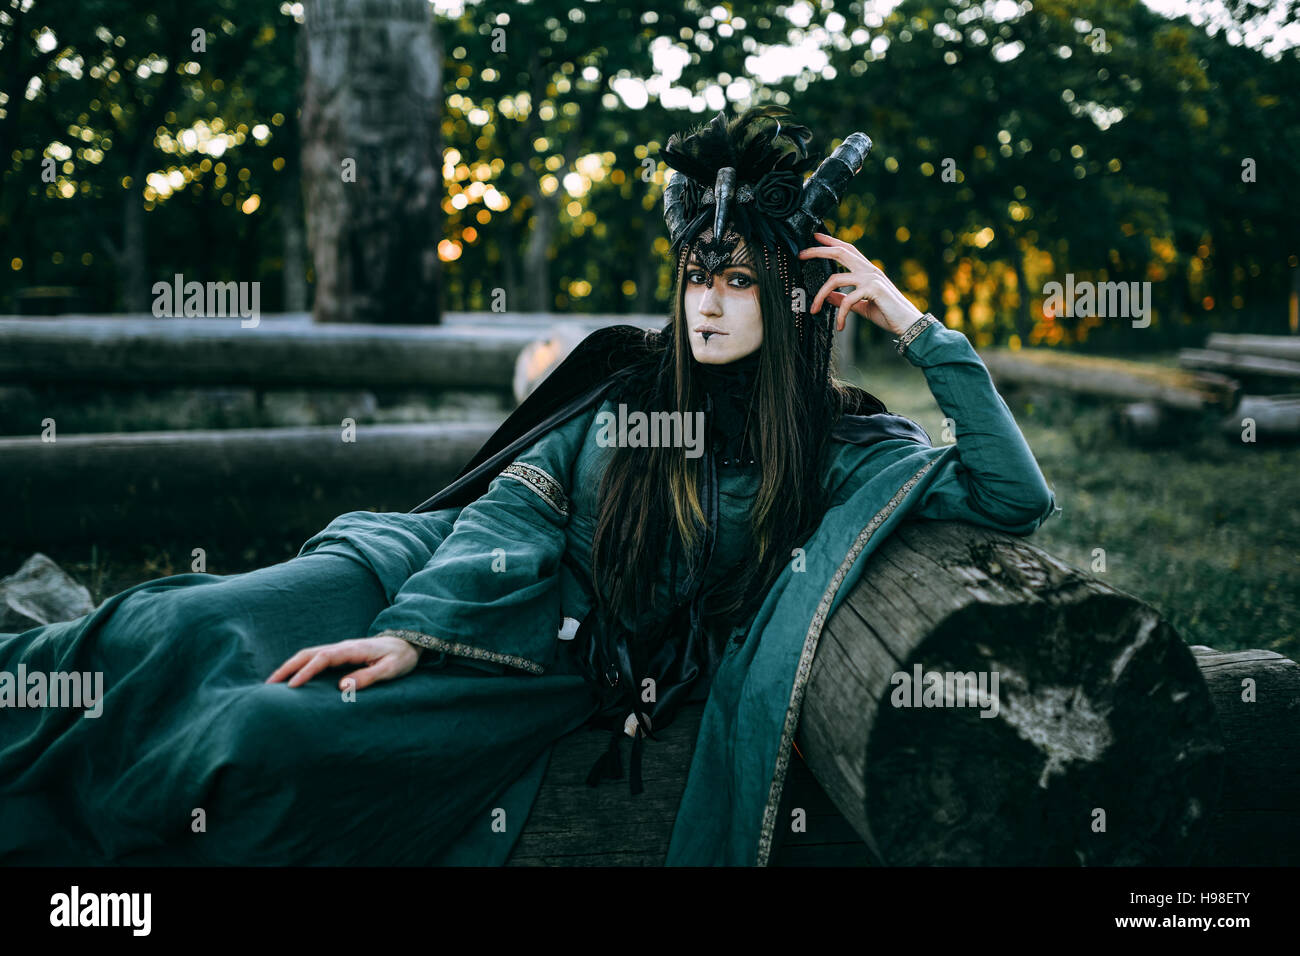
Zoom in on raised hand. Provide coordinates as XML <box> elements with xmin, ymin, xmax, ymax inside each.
<box><xmin>798</xmin><ymin>231</ymin><xmax>924</xmax><ymax>334</ymax></box>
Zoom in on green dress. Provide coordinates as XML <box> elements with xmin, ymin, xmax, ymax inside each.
<box><xmin>0</xmin><ymin>317</ymin><xmax>1059</xmax><ymax>865</ymax></box>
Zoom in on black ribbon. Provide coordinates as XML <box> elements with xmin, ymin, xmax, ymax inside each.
<box><xmin>629</xmin><ymin>728</ymin><xmax>644</xmax><ymax>795</ymax></box>
<box><xmin>585</xmin><ymin>726</ymin><xmax>623</xmax><ymax>787</ymax></box>
<box><xmin>583</xmin><ymin>724</ymin><xmax>646</xmax><ymax>796</ymax></box>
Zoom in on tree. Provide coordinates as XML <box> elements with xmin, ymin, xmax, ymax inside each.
<box><xmin>299</xmin><ymin>0</ymin><xmax>441</xmax><ymax>323</ymax></box>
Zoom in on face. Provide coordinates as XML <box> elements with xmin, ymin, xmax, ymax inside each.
<box><xmin>683</xmin><ymin>235</ymin><xmax>763</xmax><ymax>365</ymax></box>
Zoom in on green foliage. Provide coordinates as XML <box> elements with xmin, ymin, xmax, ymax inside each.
<box><xmin>2</xmin><ymin>0</ymin><xmax>1298</xmax><ymax>347</ymax></box>
<box><xmin>1</xmin><ymin>0</ymin><xmax>299</xmax><ymax>310</ymax></box>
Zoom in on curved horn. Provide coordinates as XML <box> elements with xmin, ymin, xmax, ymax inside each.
<box><xmin>713</xmin><ymin>166</ymin><xmax>737</xmax><ymax>240</ymax></box>
<box><xmin>663</xmin><ymin>170</ymin><xmax>691</xmax><ymax>246</ymax></box>
<box><xmin>785</xmin><ymin>132</ymin><xmax>873</xmax><ymax>242</ymax></box>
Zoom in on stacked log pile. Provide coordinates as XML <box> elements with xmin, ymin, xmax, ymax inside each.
<box><xmin>978</xmin><ymin>332</ymin><xmax>1300</xmax><ymax>445</ymax></box>
<box><xmin>1180</xmin><ymin>334</ymin><xmax>1300</xmax><ymax>442</ymax></box>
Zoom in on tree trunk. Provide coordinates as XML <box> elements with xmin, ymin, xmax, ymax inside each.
<box><xmin>635</xmin><ymin>217</ymin><xmax>661</xmax><ymax>316</ymax></box>
<box><xmin>119</xmin><ymin>187</ymin><xmax>149</xmax><ymax>313</ymax></box>
<box><xmin>498</xmin><ymin>212</ymin><xmax>521</xmax><ymax>312</ymax></box>
<box><xmin>299</xmin><ymin>0</ymin><xmax>442</xmax><ymax>324</ymax></box>
<box><xmin>1290</xmin><ymin>263</ymin><xmax>1299</xmax><ymax>334</ymax></box>
<box><xmin>282</xmin><ymin>175</ymin><xmax>309</xmax><ymax>313</ymax></box>
<box><xmin>523</xmin><ymin>192</ymin><xmax>557</xmax><ymax>312</ymax></box>
<box><xmin>1009</xmin><ymin>232</ymin><xmax>1034</xmax><ymax>345</ymax></box>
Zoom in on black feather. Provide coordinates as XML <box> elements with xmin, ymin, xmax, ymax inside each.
<box><xmin>659</xmin><ymin>105</ymin><xmax>820</xmax><ymax>186</ymax></box>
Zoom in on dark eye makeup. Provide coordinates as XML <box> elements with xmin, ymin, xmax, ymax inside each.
<box><xmin>686</xmin><ymin>267</ymin><xmax>755</xmax><ymax>288</ymax></box>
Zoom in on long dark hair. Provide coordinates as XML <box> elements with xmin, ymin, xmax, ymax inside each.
<box><xmin>590</xmin><ymin>235</ymin><xmax>854</xmax><ymax>660</ymax></box>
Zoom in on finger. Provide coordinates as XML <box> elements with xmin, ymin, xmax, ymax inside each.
<box><xmin>266</xmin><ymin>646</ymin><xmax>323</xmax><ymax>683</ymax></box>
<box><xmin>288</xmin><ymin>646</ymin><xmax>363</xmax><ymax>688</ymax></box>
<box><xmin>810</xmin><ymin>272</ymin><xmax>859</xmax><ymax>313</ymax></box>
<box><xmin>827</xmin><ymin>290</ymin><xmax>855</xmax><ymax>328</ymax></box>
<box><xmin>804</xmin><ymin>237</ymin><xmax>873</xmax><ymax>274</ymax></box>
<box><xmin>836</xmin><ymin>287</ymin><xmax>870</xmax><ymax>332</ymax></box>
<box><xmin>797</xmin><ymin>246</ymin><xmax>844</xmax><ymax>261</ymax></box>
<box><xmin>339</xmin><ymin>659</ymin><xmax>395</xmax><ymax>692</ymax></box>
<box><xmin>826</xmin><ymin>290</ymin><xmax>846</xmax><ymax>329</ymax></box>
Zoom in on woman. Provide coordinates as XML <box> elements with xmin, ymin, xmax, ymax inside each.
<box><xmin>0</xmin><ymin>107</ymin><xmax>1057</xmax><ymax>866</ymax></box>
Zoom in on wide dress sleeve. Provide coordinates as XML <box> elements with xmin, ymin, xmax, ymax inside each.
<box><xmin>895</xmin><ymin>314</ymin><xmax>1060</xmax><ymax>536</ymax></box>
<box><xmin>366</xmin><ymin>405</ymin><xmax>598</xmax><ymax>675</ymax></box>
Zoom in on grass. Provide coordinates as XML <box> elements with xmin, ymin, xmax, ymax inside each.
<box><xmin>850</xmin><ymin>351</ymin><xmax>1298</xmax><ymax>661</ymax></box>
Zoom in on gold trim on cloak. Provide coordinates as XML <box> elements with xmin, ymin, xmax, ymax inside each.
<box><xmin>755</xmin><ymin>455</ymin><xmax>942</xmax><ymax>866</ymax></box>
<box><xmin>374</xmin><ymin>629</ymin><xmax>547</xmax><ymax>675</ymax></box>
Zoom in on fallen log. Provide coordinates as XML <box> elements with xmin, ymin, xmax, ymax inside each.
<box><xmin>979</xmin><ymin>348</ymin><xmax>1239</xmax><ymax>410</ymax></box>
<box><xmin>1187</xmin><ymin>646</ymin><xmax>1300</xmax><ymax>866</ymax></box>
<box><xmin>1218</xmin><ymin>394</ymin><xmax>1300</xmax><ymax>442</ymax></box>
<box><xmin>0</xmin><ymin>422</ymin><xmax>496</xmax><ymax>548</ymax></box>
<box><xmin>1117</xmin><ymin>394</ymin><xmax>1300</xmax><ymax>446</ymax></box>
<box><xmin>0</xmin><ymin>317</ymin><xmax>532</xmax><ymax>390</ymax></box>
<box><xmin>1179</xmin><ymin>347</ymin><xmax>1300</xmax><ymax>383</ymax></box>
<box><xmin>1204</xmin><ymin>333</ymin><xmax>1300</xmax><ymax>363</ymax></box>
<box><xmin>513</xmin><ymin>520</ymin><xmax>1258</xmax><ymax>866</ymax></box>
<box><xmin>804</xmin><ymin>519</ymin><xmax>1224</xmax><ymax>865</ymax></box>
<box><xmin>1</xmin><ymin>310</ymin><xmax>666</xmax><ymax>331</ymax></box>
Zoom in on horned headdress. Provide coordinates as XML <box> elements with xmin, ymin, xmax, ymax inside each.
<box><xmin>658</xmin><ymin>105</ymin><xmax>873</xmax><ymax>338</ymax></box>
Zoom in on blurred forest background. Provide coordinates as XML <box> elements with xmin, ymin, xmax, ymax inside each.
<box><xmin>3</xmin><ymin>0</ymin><xmax>1298</xmax><ymax>348</ymax></box>
<box><xmin>1</xmin><ymin>0</ymin><xmax>1297</xmax><ymax>657</ymax></box>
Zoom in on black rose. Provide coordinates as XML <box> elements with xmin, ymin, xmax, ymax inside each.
<box><xmin>753</xmin><ymin>171</ymin><xmax>802</xmax><ymax>218</ymax></box>
<box><xmin>680</xmin><ymin>176</ymin><xmax>705</xmax><ymax>220</ymax></box>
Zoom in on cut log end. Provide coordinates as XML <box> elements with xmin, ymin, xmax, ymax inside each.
<box><xmin>864</xmin><ymin>595</ymin><xmax>1223</xmax><ymax>865</ymax></box>
<box><xmin>807</xmin><ymin>520</ymin><xmax>1225</xmax><ymax>866</ymax></box>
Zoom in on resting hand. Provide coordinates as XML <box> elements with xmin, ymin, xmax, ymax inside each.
<box><xmin>266</xmin><ymin>636</ymin><xmax>423</xmax><ymax>691</ymax></box>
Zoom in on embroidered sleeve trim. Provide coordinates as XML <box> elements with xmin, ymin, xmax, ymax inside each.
<box><xmin>893</xmin><ymin>312</ymin><xmax>939</xmax><ymax>355</ymax></box>
<box><xmin>374</xmin><ymin>629</ymin><xmax>546</xmax><ymax>675</ymax></box>
<box><xmin>499</xmin><ymin>462</ymin><xmax>571</xmax><ymax>519</ymax></box>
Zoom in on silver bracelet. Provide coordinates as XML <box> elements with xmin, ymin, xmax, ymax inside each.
<box><xmin>893</xmin><ymin>312</ymin><xmax>939</xmax><ymax>355</ymax></box>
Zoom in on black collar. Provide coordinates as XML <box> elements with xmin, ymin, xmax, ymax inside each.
<box><xmin>694</xmin><ymin>350</ymin><xmax>761</xmax><ymax>466</ymax></box>
<box><xmin>692</xmin><ymin>349</ymin><xmax>761</xmax><ymax>401</ymax></box>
